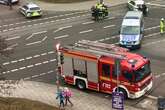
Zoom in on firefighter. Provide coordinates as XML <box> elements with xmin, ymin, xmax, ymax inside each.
<box><xmin>160</xmin><ymin>18</ymin><xmax>165</xmax><ymax>34</ymax></box>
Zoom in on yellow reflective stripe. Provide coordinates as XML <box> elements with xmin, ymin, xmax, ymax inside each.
<box><xmin>100</xmin><ymin>76</ymin><xmax>110</xmax><ymax>81</ymax></box>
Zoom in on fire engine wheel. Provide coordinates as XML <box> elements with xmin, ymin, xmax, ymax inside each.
<box><xmin>116</xmin><ymin>88</ymin><xmax>128</xmax><ymax>99</ymax></box>
<box><xmin>76</xmin><ymin>80</ymin><xmax>86</xmax><ymax>90</ymax></box>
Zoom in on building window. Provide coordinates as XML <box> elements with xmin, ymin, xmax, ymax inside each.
<box><xmin>102</xmin><ymin>64</ymin><xmax>110</xmax><ymax>78</ymax></box>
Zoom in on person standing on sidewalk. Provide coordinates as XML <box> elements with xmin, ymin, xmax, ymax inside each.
<box><xmin>56</xmin><ymin>88</ymin><xmax>65</xmax><ymax>109</ymax></box>
<box><xmin>64</xmin><ymin>87</ymin><xmax>73</xmax><ymax>106</ymax></box>
<box><xmin>160</xmin><ymin>18</ymin><xmax>165</xmax><ymax>34</ymax></box>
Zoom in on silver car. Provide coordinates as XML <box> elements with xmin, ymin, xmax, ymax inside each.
<box><xmin>0</xmin><ymin>0</ymin><xmax>19</xmax><ymax>5</ymax></box>
<box><xmin>127</xmin><ymin>0</ymin><xmax>148</xmax><ymax>13</ymax></box>
<box><xmin>19</xmin><ymin>3</ymin><xmax>42</xmax><ymax>18</ymax></box>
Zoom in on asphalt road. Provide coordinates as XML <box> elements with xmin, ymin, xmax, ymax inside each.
<box><xmin>0</xmin><ymin>0</ymin><xmax>165</xmax><ymax>105</ymax></box>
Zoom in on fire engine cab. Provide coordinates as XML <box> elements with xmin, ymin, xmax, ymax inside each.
<box><xmin>58</xmin><ymin>40</ymin><xmax>152</xmax><ymax>99</ymax></box>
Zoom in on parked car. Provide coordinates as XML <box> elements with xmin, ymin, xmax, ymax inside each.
<box><xmin>127</xmin><ymin>0</ymin><xmax>148</xmax><ymax>15</ymax></box>
<box><xmin>19</xmin><ymin>3</ymin><xmax>42</xmax><ymax>18</ymax></box>
<box><xmin>0</xmin><ymin>0</ymin><xmax>19</xmax><ymax>5</ymax></box>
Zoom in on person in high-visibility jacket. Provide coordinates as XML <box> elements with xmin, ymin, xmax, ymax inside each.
<box><xmin>160</xmin><ymin>18</ymin><xmax>165</xmax><ymax>34</ymax></box>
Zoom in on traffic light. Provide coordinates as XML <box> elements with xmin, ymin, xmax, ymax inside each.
<box><xmin>60</xmin><ymin>53</ymin><xmax>64</xmax><ymax>64</ymax></box>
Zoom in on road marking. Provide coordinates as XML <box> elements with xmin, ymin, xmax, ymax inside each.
<box><xmin>11</xmin><ymin>69</ymin><xmax>18</xmax><ymax>72</ymax></box>
<box><xmin>26</xmin><ymin>56</ymin><xmax>32</xmax><ymax>60</ymax></box>
<box><xmin>43</xmin><ymin>61</ymin><xmax>49</xmax><ymax>64</ymax></box>
<box><xmin>24</xmin><ymin>77</ymin><xmax>30</xmax><ymax>80</ymax></box>
<box><xmin>34</xmin><ymin>55</ymin><xmax>40</xmax><ymax>58</ymax></box>
<box><xmin>79</xmin><ymin>29</ymin><xmax>93</xmax><ymax>34</ymax></box>
<box><xmin>54</xmin><ymin>35</ymin><xmax>69</xmax><ymax>39</ymax></box>
<box><xmin>27</xmin><ymin>65</ymin><xmax>34</xmax><ymax>68</ymax></box>
<box><xmin>3</xmin><ymin>62</ymin><xmax>10</xmax><ymax>65</ymax></box>
<box><xmin>26</xmin><ymin>41</ymin><xmax>41</xmax><ymax>46</ymax></box>
<box><xmin>5</xmin><ymin>36</ymin><xmax>21</xmax><ymax>41</ymax></box>
<box><xmin>59</xmin><ymin>25</ymin><xmax>72</xmax><ymax>30</ymax></box>
<box><xmin>143</xmin><ymin>39</ymin><xmax>165</xmax><ymax>47</ymax></box>
<box><xmin>26</xmin><ymin>30</ymin><xmax>47</xmax><ymax>40</ymax></box>
<box><xmin>11</xmin><ymin>60</ymin><xmax>18</xmax><ymax>63</ymax></box>
<box><xmin>50</xmin><ymin>59</ymin><xmax>56</xmax><ymax>62</ymax></box>
<box><xmin>146</xmin><ymin>2</ymin><xmax>165</xmax><ymax>7</ymax></box>
<box><xmin>19</xmin><ymin>67</ymin><xmax>26</xmax><ymax>70</ymax></box>
<box><xmin>103</xmin><ymin>25</ymin><xmax>116</xmax><ymax>29</ymax></box>
<box><xmin>106</xmin><ymin>17</ymin><xmax>116</xmax><ymax>20</ymax></box>
<box><xmin>32</xmin><ymin>74</ymin><xmax>39</xmax><ymax>78</ymax></box>
<box><xmin>47</xmin><ymin>70</ymin><xmax>54</xmax><ymax>73</ymax></box>
<box><xmin>53</xmin><ymin>25</ymin><xmax>72</xmax><ymax>33</ymax></box>
<box><xmin>3</xmin><ymin>43</ymin><xmax>18</xmax><ymax>51</ymax></box>
<box><xmin>48</xmin><ymin>51</ymin><xmax>54</xmax><ymax>54</ymax></box>
<box><xmin>34</xmin><ymin>62</ymin><xmax>42</xmax><ymax>66</ymax></box>
<box><xmin>82</xmin><ymin>21</ymin><xmax>94</xmax><ymax>25</ymax></box>
<box><xmin>42</xmin><ymin>36</ymin><xmax>47</xmax><ymax>41</ymax></box>
<box><xmin>41</xmin><ymin>53</ymin><xmax>47</xmax><ymax>56</ymax></box>
<box><xmin>19</xmin><ymin>59</ymin><xmax>25</xmax><ymax>61</ymax></box>
<box><xmin>144</xmin><ymin>25</ymin><xmax>159</xmax><ymax>31</ymax></box>
<box><xmin>144</xmin><ymin>32</ymin><xmax>160</xmax><ymax>38</ymax></box>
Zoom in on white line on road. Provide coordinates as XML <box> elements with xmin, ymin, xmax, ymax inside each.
<box><xmin>50</xmin><ymin>59</ymin><xmax>56</xmax><ymax>62</ymax></box>
<box><xmin>47</xmin><ymin>70</ymin><xmax>54</xmax><ymax>73</ymax></box>
<box><xmin>35</xmin><ymin>63</ymin><xmax>42</xmax><ymax>66</ymax></box>
<box><xmin>48</xmin><ymin>51</ymin><xmax>54</xmax><ymax>54</ymax></box>
<box><xmin>34</xmin><ymin>55</ymin><xmax>40</xmax><ymax>58</ymax></box>
<box><xmin>18</xmin><ymin>58</ymin><xmax>25</xmax><ymax>62</ymax></box>
<box><xmin>3</xmin><ymin>62</ymin><xmax>10</xmax><ymax>65</ymax></box>
<box><xmin>11</xmin><ymin>60</ymin><xmax>18</xmax><ymax>63</ymax></box>
<box><xmin>54</xmin><ymin>35</ymin><xmax>69</xmax><ymax>40</ymax></box>
<box><xmin>43</xmin><ymin>61</ymin><xmax>49</xmax><ymax>64</ymax></box>
<box><xmin>41</xmin><ymin>53</ymin><xmax>47</xmax><ymax>56</ymax></box>
<box><xmin>103</xmin><ymin>25</ymin><xmax>116</xmax><ymax>29</ymax></box>
<box><xmin>82</xmin><ymin>21</ymin><xmax>94</xmax><ymax>25</ymax></box>
<box><xmin>144</xmin><ymin>32</ymin><xmax>160</xmax><ymax>38</ymax></box>
<box><xmin>59</xmin><ymin>25</ymin><xmax>72</xmax><ymax>30</ymax></box>
<box><xmin>42</xmin><ymin>36</ymin><xmax>47</xmax><ymax>41</ymax></box>
<box><xmin>19</xmin><ymin>67</ymin><xmax>26</xmax><ymax>70</ymax></box>
<box><xmin>26</xmin><ymin>41</ymin><xmax>41</xmax><ymax>46</ymax></box>
<box><xmin>11</xmin><ymin>69</ymin><xmax>18</xmax><ymax>72</ymax></box>
<box><xmin>26</xmin><ymin>31</ymin><xmax>47</xmax><ymax>40</ymax></box>
<box><xmin>26</xmin><ymin>56</ymin><xmax>32</xmax><ymax>60</ymax></box>
<box><xmin>5</xmin><ymin>36</ymin><xmax>21</xmax><ymax>41</ymax></box>
<box><xmin>27</xmin><ymin>65</ymin><xmax>34</xmax><ymax>68</ymax></box>
<box><xmin>146</xmin><ymin>2</ymin><xmax>165</xmax><ymax>7</ymax></box>
<box><xmin>79</xmin><ymin>29</ymin><xmax>93</xmax><ymax>34</ymax></box>
<box><xmin>144</xmin><ymin>25</ymin><xmax>159</xmax><ymax>31</ymax></box>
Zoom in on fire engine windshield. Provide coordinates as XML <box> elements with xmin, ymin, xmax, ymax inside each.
<box><xmin>134</xmin><ymin>63</ymin><xmax>151</xmax><ymax>82</ymax></box>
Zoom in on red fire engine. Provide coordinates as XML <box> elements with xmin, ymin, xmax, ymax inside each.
<box><xmin>58</xmin><ymin>40</ymin><xmax>152</xmax><ymax>99</ymax></box>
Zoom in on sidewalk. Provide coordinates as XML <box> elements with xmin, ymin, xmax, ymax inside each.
<box><xmin>0</xmin><ymin>80</ymin><xmax>156</xmax><ymax>110</ymax></box>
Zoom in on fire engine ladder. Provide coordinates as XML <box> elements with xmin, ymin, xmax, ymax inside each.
<box><xmin>77</xmin><ymin>40</ymin><xmax>129</xmax><ymax>52</ymax></box>
<box><xmin>73</xmin><ymin>40</ymin><xmax>128</xmax><ymax>60</ymax></box>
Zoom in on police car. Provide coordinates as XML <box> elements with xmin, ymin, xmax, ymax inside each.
<box><xmin>0</xmin><ymin>0</ymin><xmax>19</xmax><ymax>5</ymax></box>
<box><xmin>127</xmin><ymin>0</ymin><xmax>148</xmax><ymax>12</ymax></box>
<box><xmin>19</xmin><ymin>3</ymin><xmax>42</xmax><ymax>18</ymax></box>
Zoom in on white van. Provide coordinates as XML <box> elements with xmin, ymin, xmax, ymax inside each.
<box><xmin>119</xmin><ymin>11</ymin><xmax>144</xmax><ymax>49</ymax></box>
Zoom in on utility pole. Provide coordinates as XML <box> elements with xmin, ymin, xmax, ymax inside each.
<box><xmin>115</xmin><ymin>59</ymin><xmax>120</xmax><ymax>92</ymax></box>
<box><xmin>55</xmin><ymin>43</ymin><xmax>61</xmax><ymax>92</ymax></box>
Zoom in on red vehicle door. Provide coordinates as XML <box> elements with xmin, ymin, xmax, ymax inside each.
<box><xmin>99</xmin><ymin>60</ymin><xmax>114</xmax><ymax>94</ymax></box>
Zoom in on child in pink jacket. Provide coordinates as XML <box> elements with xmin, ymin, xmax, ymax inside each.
<box><xmin>63</xmin><ymin>87</ymin><xmax>73</xmax><ymax>106</ymax></box>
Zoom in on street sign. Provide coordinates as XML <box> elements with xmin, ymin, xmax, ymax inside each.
<box><xmin>112</xmin><ymin>92</ymin><xmax>124</xmax><ymax>110</ymax></box>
